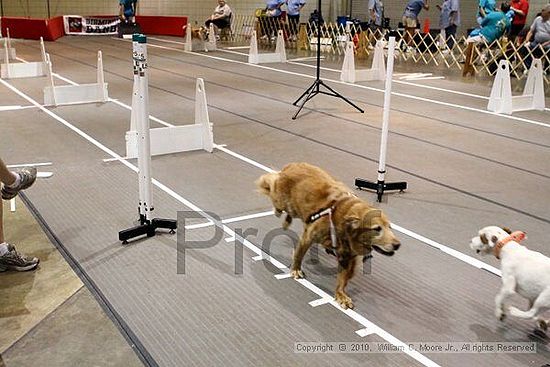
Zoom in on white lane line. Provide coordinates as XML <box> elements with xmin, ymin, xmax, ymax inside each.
<box><xmin>214</xmin><ymin>144</ymin><xmax>277</xmax><ymax>173</ymax></box>
<box><xmin>394</xmin><ymin>79</ymin><xmax>550</xmax><ymax>113</ymax></box>
<box><xmin>288</xmin><ymin>56</ymin><xmax>324</xmax><ymax>62</ymax></box>
<box><xmin>7</xmin><ymin>162</ymin><xmax>52</xmax><ymax>168</ymax></box>
<box><xmin>136</xmin><ymin>39</ymin><xmax>550</xmax><ymax>128</ymax></box>
<box><xmin>399</xmin><ymin>73</ymin><xmax>432</xmax><ymax>79</ymax></box>
<box><xmin>275</xmin><ymin>273</ymin><xmax>292</xmax><ymax>279</ymax></box>
<box><xmin>225</xmin><ymin>236</ymin><xmax>235</xmax><ymax>243</ymax></box>
<box><xmin>146</xmin><ymin>36</ymin><xmax>187</xmax><ymax>45</ymax></box>
<box><xmin>309</xmin><ymin>298</ymin><xmax>332</xmax><ymax>307</ymax></box>
<box><xmin>294</xmin><ymin>278</ymin><xmax>440</xmax><ymax>367</ymax></box>
<box><xmin>0</xmin><ymin>105</ymin><xmax>22</xmax><ymax>111</ymax></box>
<box><xmin>225</xmin><ymin>46</ymin><xmax>251</xmax><ymax>50</ymax></box>
<box><xmin>390</xmin><ymin>224</ymin><xmax>501</xmax><ymax>277</ymax></box>
<box><xmin>37</xmin><ymin>172</ymin><xmax>53</xmax><ymax>178</ymax></box>
<box><xmin>185</xmin><ymin>210</ymin><xmax>275</xmax><ymax>230</ymax></box>
<box><xmin>0</xmin><ymin>76</ymin><xmax>440</xmax><ymax>367</ymax></box>
<box><xmin>252</xmin><ymin>255</ymin><xmax>264</xmax><ymax>261</ymax></box>
<box><xmin>356</xmin><ymin>328</ymin><xmax>376</xmax><ymax>337</ymax></box>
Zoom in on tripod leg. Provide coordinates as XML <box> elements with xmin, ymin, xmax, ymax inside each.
<box><xmin>292</xmin><ymin>81</ymin><xmax>317</xmax><ymax>106</ymax></box>
<box><xmin>292</xmin><ymin>82</ymin><xmax>319</xmax><ymax>119</ymax></box>
<box><xmin>318</xmin><ymin>80</ymin><xmax>364</xmax><ymax>113</ymax></box>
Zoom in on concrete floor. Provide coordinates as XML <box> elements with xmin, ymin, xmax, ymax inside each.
<box><xmin>0</xmin><ymin>35</ymin><xmax>549</xmax><ymax>367</ymax></box>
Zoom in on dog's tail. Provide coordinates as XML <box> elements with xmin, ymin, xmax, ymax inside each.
<box><xmin>255</xmin><ymin>172</ymin><xmax>279</xmax><ymax>196</ymax></box>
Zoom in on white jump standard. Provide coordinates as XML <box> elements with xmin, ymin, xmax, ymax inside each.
<box><xmin>355</xmin><ymin>37</ymin><xmax>407</xmax><ymax>202</ymax></box>
<box><xmin>119</xmin><ymin>34</ymin><xmax>176</xmax><ymax>244</ymax></box>
<box><xmin>340</xmin><ymin>40</ymin><xmax>386</xmax><ymax>83</ymax></box>
<box><xmin>1</xmin><ymin>36</ymin><xmax>48</xmax><ymax>79</ymax></box>
<box><xmin>487</xmin><ymin>59</ymin><xmax>545</xmax><ymax>115</ymax></box>
<box><xmin>43</xmin><ymin>51</ymin><xmax>108</xmax><ymax>106</ymax></box>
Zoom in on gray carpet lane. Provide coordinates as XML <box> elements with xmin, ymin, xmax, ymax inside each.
<box><xmin>3</xmin><ymin>36</ymin><xmax>550</xmax><ymax>367</ymax></box>
<box><xmin>213</xmin><ymin>216</ymin><xmax>550</xmax><ymax>367</ymax></box>
<box><xmin>2</xmin><ymin>111</ymin><xmax>421</xmax><ymax>367</ymax></box>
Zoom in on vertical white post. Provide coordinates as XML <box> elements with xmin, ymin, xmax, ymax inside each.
<box><xmin>3</xmin><ymin>37</ymin><xmax>10</xmax><ymax>78</ymax></box>
<box><xmin>376</xmin><ymin>37</ymin><xmax>396</xmax><ymax>183</ymax></box>
<box><xmin>275</xmin><ymin>29</ymin><xmax>286</xmax><ymax>62</ymax></box>
<box><xmin>97</xmin><ymin>50</ymin><xmax>107</xmax><ymax>102</ymax></box>
<box><xmin>6</xmin><ymin>28</ymin><xmax>11</xmax><ymax>51</ymax></box>
<box><xmin>248</xmin><ymin>30</ymin><xmax>259</xmax><ymax>64</ymax></box>
<box><xmin>40</xmin><ymin>37</ymin><xmax>46</xmax><ymax>64</ymax></box>
<box><xmin>340</xmin><ymin>41</ymin><xmax>355</xmax><ymax>82</ymax></box>
<box><xmin>132</xmin><ymin>34</ymin><xmax>153</xmax><ymax>222</ymax></box>
<box><xmin>46</xmin><ymin>53</ymin><xmax>57</xmax><ymax>105</ymax></box>
<box><xmin>184</xmin><ymin>24</ymin><xmax>192</xmax><ymax>52</ymax></box>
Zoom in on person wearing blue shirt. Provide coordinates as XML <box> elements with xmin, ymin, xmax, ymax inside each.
<box><xmin>468</xmin><ymin>2</ymin><xmax>511</xmax><ymax>44</ymax></box>
<box><xmin>263</xmin><ymin>0</ymin><xmax>285</xmax><ymax>40</ymax></box>
<box><xmin>286</xmin><ymin>0</ymin><xmax>306</xmax><ymax>39</ymax></box>
<box><xmin>402</xmin><ymin>0</ymin><xmax>429</xmax><ymax>47</ymax></box>
<box><xmin>477</xmin><ymin>0</ymin><xmax>496</xmax><ymax>24</ymax></box>
<box><xmin>438</xmin><ymin>0</ymin><xmax>460</xmax><ymax>48</ymax></box>
<box><xmin>368</xmin><ymin>0</ymin><xmax>384</xmax><ymax>28</ymax></box>
<box><xmin>119</xmin><ymin>0</ymin><xmax>137</xmax><ymax>22</ymax></box>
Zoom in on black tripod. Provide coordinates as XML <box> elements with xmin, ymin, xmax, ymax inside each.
<box><xmin>292</xmin><ymin>0</ymin><xmax>364</xmax><ymax>120</ymax></box>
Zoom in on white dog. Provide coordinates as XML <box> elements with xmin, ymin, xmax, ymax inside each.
<box><xmin>470</xmin><ymin>226</ymin><xmax>550</xmax><ymax>331</ymax></box>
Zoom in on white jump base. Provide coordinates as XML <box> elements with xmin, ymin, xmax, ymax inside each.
<box><xmin>43</xmin><ymin>50</ymin><xmax>108</xmax><ymax>106</ymax></box>
<box><xmin>248</xmin><ymin>30</ymin><xmax>286</xmax><ymax>64</ymax></box>
<box><xmin>341</xmin><ymin>40</ymin><xmax>386</xmax><ymax>83</ymax></box>
<box><xmin>125</xmin><ymin>78</ymin><xmax>214</xmax><ymax>159</ymax></box>
<box><xmin>487</xmin><ymin>59</ymin><xmax>545</xmax><ymax>115</ymax></box>
<box><xmin>1</xmin><ymin>37</ymin><xmax>48</xmax><ymax>79</ymax></box>
<box><xmin>0</xmin><ymin>28</ymin><xmax>16</xmax><ymax>61</ymax></box>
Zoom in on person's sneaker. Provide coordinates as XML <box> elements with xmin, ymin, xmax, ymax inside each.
<box><xmin>1</xmin><ymin>167</ymin><xmax>37</xmax><ymax>200</ymax></box>
<box><xmin>0</xmin><ymin>244</ymin><xmax>39</xmax><ymax>272</ymax></box>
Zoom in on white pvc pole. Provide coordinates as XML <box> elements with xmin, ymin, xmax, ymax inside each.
<box><xmin>132</xmin><ymin>35</ymin><xmax>154</xmax><ymax>222</ymax></box>
<box><xmin>376</xmin><ymin>36</ymin><xmax>395</xmax><ymax>183</ymax></box>
<box><xmin>4</xmin><ymin>37</ymin><xmax>9</xmax><ymax>78</ymax></box>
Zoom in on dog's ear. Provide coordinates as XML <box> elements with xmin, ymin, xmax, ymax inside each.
<box><xmin>480</xmin><ymin>233</ymin><xmax>488</xmax><ymax>245</ymax></box>
<box><xmin>501</xmin><ymin>227</ymin><xmax>512</xmax><ymax>234</ymax></box>
<box><xmin>345</xmin><ymin>216</ymin><xmax>361</xmax><ymax>231</ymax></box>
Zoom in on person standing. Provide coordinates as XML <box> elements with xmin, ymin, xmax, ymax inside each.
<box><xmin>286</xmin><ymin>0</ymin><xmax>306</xmax><ymax>39</ymax></box>
<box><xmin>509</xmin><ymin>0</ymin><xmax>529</xmax><ymax>39</ymax></box>
<box><xmin>368</xmin><ymin>0</ymin><xmax>384</xmax><ymax>28</ymax></box>
<box><xmin>402</xmin><ymin>0</ymin><xmax>429</xmax><ymax>47</ymax></box>
<box><xmin>438</xmin><ymin>0</ymin><xmax>460</xmax><ymax>48</ymax></box>
<box><xmin>119</xmin><ymin>0</ymin><xmax>138</xmax><ymax>23</ymax></box>
<box><xmin>264</xmin><ymin>0</ymin><xmax>285</xmax><ymax>39</ymax></box>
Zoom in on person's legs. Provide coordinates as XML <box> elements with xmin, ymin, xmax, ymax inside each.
<box><xmin>0</xmin><ymin>158</ymin><xmax>17</xmax><ymax>186</ymax></box>
<box><xmin>0</xmin><ymin>158</ymin><xmax>37</xmax><ymax>201</ymax></box>
<box><xmin>445</xmin><ymin>24</ymin><xmax>457</xmax><ymax>49</ymax></box>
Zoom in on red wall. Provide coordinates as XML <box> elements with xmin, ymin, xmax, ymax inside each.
<box><xmin>0</xmin><ymin>15</ymin><xmax>187</xmax><ymax>40</ymax></box>
<box><xmin>1</xmin><ymin>16</ymin><xmax>64</xmax><ymax>41</ymax></box>
<box><xmin>135</xmin><ymin>15</ymin><xmax>187</xmax><ymax>37</ymax></box>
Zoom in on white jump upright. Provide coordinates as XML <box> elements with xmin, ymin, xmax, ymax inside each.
<box><xmin>354</xmin><ymin>37</ymin><xmax>407</xmax><ymax>202</ymax></box>
<box><xmin>340</xmin><ymin>40</ymin><xmax>385</xmax><ymax>83</ymax></box>
<box><xmin>43</xmin><ymin>50</ymin><xmax>108</xmax><ymax>106</ymax></box>
<box><xmin>487</xmin><ymin>59</ymin><xmax>545</xmax><ymax>115</ymax></box>
<box><xmin>184</xmin><ymin>23</ymin><xmax>217</xmax><ymax>52</ymax></box>
<box><xmin>248</xmin><ymin>30</ymin><xmax>287</xmax><ymax>64</ymax></box>
<box><xmin>125</xmin><ymin>77</ymin><xmax>214</xmax><ymax>159</ymax></box>
<box><xmin>119</xmin><ymin>34</ymin><xmax>177</xmax><ymax>244</ymax></box>
<box><xmin>1</xmin><ymin>37</ymin><xmax>47</xmax><ymax>79</ymax></box>
<box><xmin>0</xmin><ymin>29</ymin><xmax>16</xmax><ymax>61</ymax></box>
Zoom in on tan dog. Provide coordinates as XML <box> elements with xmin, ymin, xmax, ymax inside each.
<box><xmin>256</xmin><ymin>162</ymin><xmax>401</xmax><ymax>309</ymax></box>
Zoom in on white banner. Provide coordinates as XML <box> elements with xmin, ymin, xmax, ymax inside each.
<box><xmin>63</xmin><ymin>15</ymin><xmax>120</xmax><ymax>35</ymax></box>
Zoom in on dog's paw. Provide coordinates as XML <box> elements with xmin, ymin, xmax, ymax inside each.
<box><xmin>335</xmin><ymin>293</ymin><xmax>354</xmax><ymax>310</ymax></box>
<box><xmin>290</xmin><ymin>269</ymin><xmax>305</xmax><ymax>279</ymax></box>
<box><xmin>495</xmin><ymin>308</ymin><xmax>506</xmax><ymax>321</ymax></box>
<box><xmin>274</xmin><ymin>208</ymin><xmax>283</xmax><ymax>217</ymax></box>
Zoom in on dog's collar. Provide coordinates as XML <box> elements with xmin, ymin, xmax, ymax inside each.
<box><xmin>494</xmin><ymin>231</ymin><xmax>526</xmax><ymax>259</ymax></box>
